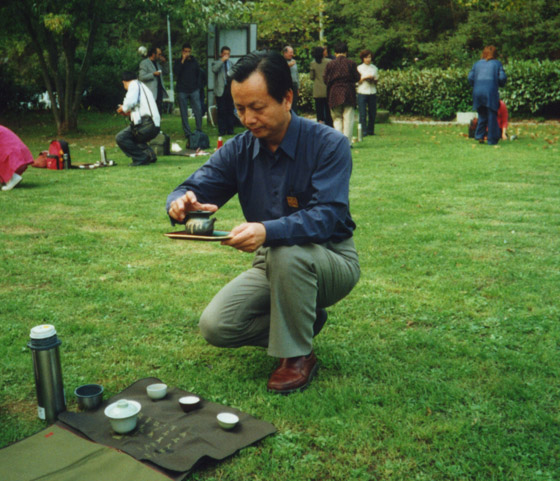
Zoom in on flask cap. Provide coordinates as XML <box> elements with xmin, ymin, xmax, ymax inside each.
<box><xmin>30</xmin><ymin>324</ymin><xmax>56</xmax><ymax>339</ymax></box>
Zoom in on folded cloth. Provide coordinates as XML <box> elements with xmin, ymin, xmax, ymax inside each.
<box><xmin>58</xmin><ymin>377</ymin><xmax>276</xmax><ymax>477</ymax></box>
<box><xmin>0</xmin><ymin>424</ymin><xmax>171</xmax><ymax>481</ymax></box>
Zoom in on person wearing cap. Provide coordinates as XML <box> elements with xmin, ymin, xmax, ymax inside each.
<box><xmin>116</xmin><ymin>71</ymin><xmax>160</xmax><ymax>166</ymax></box>
<box><xmin>166</xmin><ymin>51</ymin><xmax>360</xmax><ymax>394</ymax></box>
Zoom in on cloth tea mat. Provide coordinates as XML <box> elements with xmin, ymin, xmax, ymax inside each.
<box><xmin>58</xmin><ymin>377</ymin><xmax>276</xmax><ymax>476</ymax></box>
<box><xmin>0</xmin><ymin>424</ymin><xmax>171</xmax><ymax>481</ymax></box>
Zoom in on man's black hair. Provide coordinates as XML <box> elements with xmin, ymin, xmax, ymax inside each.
<box><xmin>122</xmin><ymin>71</ymin><xmax>137</xmax><ymax>81</ymax></box>
<box><xmin>334</xmin><ymin>42</ymin><xmax>348</xmax><ymax>54</ymax></box>
<box><xmin>148</xmin><ymin>47</ymin><xmax>158</xmax><ymax>57</ymax></box>
<box><xmin>221</xmin><ymin>46</ymin><xmax>231</xmax><ymax>54</ymax></box>
<box><xmin>229</xmin><ymin>51</ymin><xmax>292</xmax><ymax>104</ymax></box>
<box><xmin>182</xmin><ymin>43</ymin><xmax>192</xmax><ymax>50</ymax></box>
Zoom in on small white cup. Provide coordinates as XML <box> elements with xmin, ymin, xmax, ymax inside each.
<box><xmin>217</xmin><ymin>412</ymin><xmax>239</xmax><ymax>430</ymax></box>
<box><xmin>146</xmin><ymin>383</ymin><xmax>167</xmax><ymax>400</ymax></box>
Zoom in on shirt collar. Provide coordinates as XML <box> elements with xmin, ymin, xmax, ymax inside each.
<box><xmin>252</xmin><ymin>111</ymin><xmax>301</xmax><ymax>161</ymax></box>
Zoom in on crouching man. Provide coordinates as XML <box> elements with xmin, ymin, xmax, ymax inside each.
<box><xmin>116</xmin><ymin>71</ymin><xmax>160</xmax><ymax>166</ymax></box>
<box><xmin>166</xmin><ymin>51</ymin><xmax>360</xmax><ymax>394</ymax></box>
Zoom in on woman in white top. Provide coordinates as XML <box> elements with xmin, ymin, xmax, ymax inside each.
<box><xmin>356</xmin><ymin>50</ymin><xmax>379</xmax><ymax>136</ymax></box>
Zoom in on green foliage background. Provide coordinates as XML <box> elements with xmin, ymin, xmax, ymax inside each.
<box><xmin>298</xmin><ymin>60</ymin><xmax>560</xmax><ymax>118</ymax></box>
<box><xmin>1</xmin><ymin>0</ymin><xmax>559</xmax><ymax>119</ymax></box>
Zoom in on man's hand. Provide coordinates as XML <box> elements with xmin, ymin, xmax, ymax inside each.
<box><xmin>221</xmin><ymin>51</ymin><xmax>230</xmax><ymax>62</ymax></box>
<box><xmin>168</xmin><ymin>191</ymin><xmax>218</xmax><ymax>223</ymax></box>
<box><xmin>116</xmin><ymin>104</ymin><xmax>128</xmax><ymax>116</ymax></box>
<box><xmin>222</xmin><ymin>223</ymin><xmax>266</xmax><ymax>252</ymax></box>
<box><xmin>154</xmin><ymin>70</ymin><xmax>161</xmax><ymax>76</ymax></box>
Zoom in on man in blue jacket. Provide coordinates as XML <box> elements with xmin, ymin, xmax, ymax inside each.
<box><xmin>166</xmin><ymin>51</ymin><xmax>360</xmax><ymax>394</ymax></box>
<box><xmin>468</xmin><ymin>45</ymin><xmax>507</xmax><ymax>145</ymax></box>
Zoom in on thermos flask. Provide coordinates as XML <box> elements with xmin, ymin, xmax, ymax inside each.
<box><xmin>28</xmin><ymin>324</ymin><xmax>66</xmax><ymax>422</ymax></box>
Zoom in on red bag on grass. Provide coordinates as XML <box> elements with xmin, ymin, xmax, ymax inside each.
<box><xmin>47</xmin><ymin>139</ymin><xmax>71</xmax><ymax>170</ymax></box>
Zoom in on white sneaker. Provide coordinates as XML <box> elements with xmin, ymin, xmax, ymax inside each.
<box><xmin>2</xmin><ymin>173</ymin><xmax>22</xmax><ymax>191</ymax></box>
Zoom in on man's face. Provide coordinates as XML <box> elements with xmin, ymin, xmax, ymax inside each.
<box><xmin>182</xmin><ymin>48</ymin><xmax>192</xmax><ymax>59</ymax></box>
<box><xmin>231</xmin><ymin>71</ymin><xmax>292</xmax><ymax>148</ymax></box>
<box><xmin>283</xmin><ymin>47</ymin><xmax>293</xmax><ymax>60</ymax></box>
<box><xmin>221</xmin><ymin>49</ymin><xmax>231</xmax><ymax>60</ymax></box>
<box><xmin>156</xmin><ymin>48</ymin><xmax>163</xmax><ymax>60</ymax></box>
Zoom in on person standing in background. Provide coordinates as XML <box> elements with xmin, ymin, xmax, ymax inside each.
<box><xmin>323</xmin><ymin>42</ymin><xmax>360</xmax><ymax>144</ymax></box>
<box><xmin>174</xmin><ymin>43</ymin><xmax>204</xmax><ymax>140</ymax></box>
<box><xmin>139</xmin><ymin>47</ymin><xmax>168</xmax><ymax>115</ymax></box>
<box><xmin>212</xmin><ymin>46</ymin><xmax>236</xmax><ymax>135</ymax></box>
<box><xmin>468</xmin><ymin>45</ymin><xmax>507</xmax><ymax>145</ymax></box>
<box><xmin>356</xmin><ymin>49</ymin><xmax>379</xmax><ymax>137</ymax></box>
<box><xmin>309</xmin><ymin>46</ymin><xmax>333</xmax><ymax>127</ymax></box>
<box><xmin>283</xmin><ymin>45</ymin><xmax>299</xmax><ymax>114</ymax></box>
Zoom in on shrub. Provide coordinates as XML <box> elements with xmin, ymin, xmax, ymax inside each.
<box><xmin>297</xmin><ymin>72</ymin><xmax>314</xmax><ymax>114</ymax></box>
<box><xmin>377</xmin><ymin>60</ymin><xmax>560</xmax><ymax>117</ymax></box>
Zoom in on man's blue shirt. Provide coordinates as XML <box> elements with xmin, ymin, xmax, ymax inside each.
<box><xmin>166</xmin><ymin>113</ymin><xmax>356</xmax><ymax>246</ymax></box>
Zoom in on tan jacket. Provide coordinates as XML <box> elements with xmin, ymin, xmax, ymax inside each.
<box><xmin>309</xmin><ymin>58</ymin><xmax>331</xmax><ymax>98</ymax></box>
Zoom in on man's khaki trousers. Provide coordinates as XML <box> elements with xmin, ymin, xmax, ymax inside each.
<box><xmin>199</xmin><ymin>238</ymin><xmax>360</xmax><ymax>358</ymax></box>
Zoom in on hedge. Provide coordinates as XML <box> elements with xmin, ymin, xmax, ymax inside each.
<box><xmin>297</xmin><ymin>60</ymin><xmax>560</xmax><ymax>119</ymax></box>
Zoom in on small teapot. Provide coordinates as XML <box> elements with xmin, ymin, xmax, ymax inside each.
<box><xmin>185</xmin><ymin>211</ymin><xmax>216</xmax><ymax>236</ymax></box>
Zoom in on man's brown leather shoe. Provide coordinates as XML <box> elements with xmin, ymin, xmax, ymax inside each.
<box><xmin>267</xmin><ymin>351</ymin><xmax>318</xmax><ymax>394</ymax></box>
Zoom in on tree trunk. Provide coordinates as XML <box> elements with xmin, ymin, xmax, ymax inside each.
<box><xmin>18</xmin><ymin>0</ymin><xmax>100</xmax><ymax>134</ymax></box>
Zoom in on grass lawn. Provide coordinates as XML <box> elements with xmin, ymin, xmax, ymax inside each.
<box><xmin>1</xmin><ymin>111</ymin><xmax>559</xmax><ymax>480</ymax></box>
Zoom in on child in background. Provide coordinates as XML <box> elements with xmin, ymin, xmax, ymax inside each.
<box><xmin>497</xmin><ymin>99</ymin><xmax>508</xmax><ymax>140</ymax></box>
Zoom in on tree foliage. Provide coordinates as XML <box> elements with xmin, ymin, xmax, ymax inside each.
<box><xmin>322</xmin><ymin>0</ymin><xmax>560</xmax><ymax>68</ymax></box>
<box><xmin>247</xmin><ymin>0</ymin><xmax>326</xmax><ymax>53</ymax></box>
<box><xmin>0</xmin><ymin>0</ymin><xmax>249</xmax><ymax>132</ymax></box>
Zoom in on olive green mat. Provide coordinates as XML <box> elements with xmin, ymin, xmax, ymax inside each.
<box><xmin>0</xmin><ymin>424</ymin><xmax>171</xmax><ymax>481</ymax></box>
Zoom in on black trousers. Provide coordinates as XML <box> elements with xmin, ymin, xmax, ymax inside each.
<box><xmin>216</xmin><ymin>84</ymin><xmax>235</xmax><ymax>135</ymax></box>
<box><xmin>315</xmin><ymin>97</ymin><xmax>333</xmax><ymax>127</ymax></box>
<box><xmin>116</xmin><ymin>122</ymin><xmax>159</xmax><ymax>164</ymax></box>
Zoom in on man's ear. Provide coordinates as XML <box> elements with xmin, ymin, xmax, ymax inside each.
<box><xmin>283</xmin><ymin>89</ymin><xmax>294</xmax><ymax>111</ymax></box>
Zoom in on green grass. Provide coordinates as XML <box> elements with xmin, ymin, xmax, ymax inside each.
<box><xmin>1</xmin><ymin>111</ymin><xmax>559</xmax><ymax>480</ymax></box>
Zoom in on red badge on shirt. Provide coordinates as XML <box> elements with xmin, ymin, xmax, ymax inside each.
<box><xmin>287</xmin><ymin>196</ymin><xmax>299</xmax><ymax>208</ymax></box>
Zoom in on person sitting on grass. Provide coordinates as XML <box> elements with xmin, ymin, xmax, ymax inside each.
<box><xmin>166</xmin><ymin>51</ymin><xmax>360</xmax><ymax>395</ymax></box>
<box><xmin>0</xmin><ymin>125</ymin><xmax>34</xmax><ymax>191</ymax></box>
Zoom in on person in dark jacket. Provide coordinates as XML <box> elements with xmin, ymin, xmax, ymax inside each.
<box><xmin>468</xmin><ymin>45</ymin><xmax>507</xmax><ymax>145</ymax></box>
<box><xmin>323</xmin><ymin>42</ymin><xmax>360</xmax><ymax>144</ymax></box>
<box><xmin>174</xmin><ymin>43</ymin><xmax>203</xmax><ymax>139</ymax></box>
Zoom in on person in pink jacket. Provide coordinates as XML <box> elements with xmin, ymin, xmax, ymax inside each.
<box><xmin>0</xmin><ymin>125</ymin><xmax>33</xmax><ymax>191</ymax></box>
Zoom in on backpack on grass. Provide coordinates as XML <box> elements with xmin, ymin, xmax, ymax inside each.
<box><xmin>187</xmin><ymin>130</ymin><xmax>210</xmax><ymax>150</ymax></box>
<box><xmin>149</xmin><ymin>132</ymin><xmax>171</xmax><ymax>156</ymax></box>
<box><xmin>47</xmin><ymin>139</ymin><xmax>71</xmax><ymax>170</ymax></box>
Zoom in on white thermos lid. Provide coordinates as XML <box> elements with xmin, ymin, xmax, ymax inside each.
<box><xmin>30</xmin><ymin>324</ymin><xmax>57</xmax><ymax>339</ymax></box>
